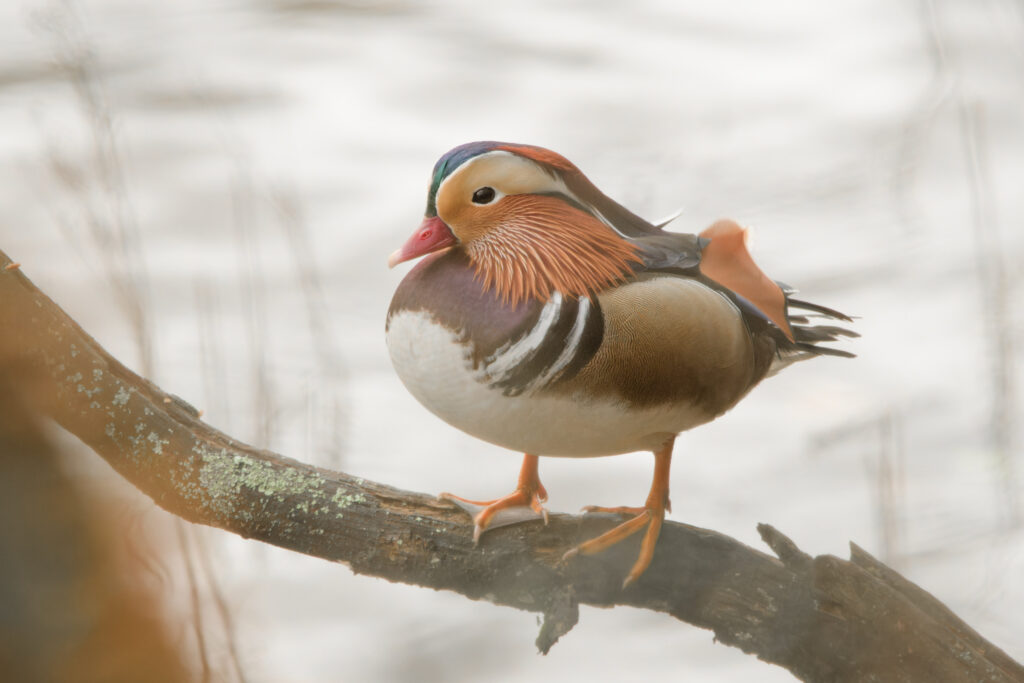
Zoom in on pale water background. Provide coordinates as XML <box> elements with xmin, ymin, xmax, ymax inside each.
<box><xmin>2</xmin><ymin>0</ymin><xmax>1023</xmax><ymax>681</ymax></box>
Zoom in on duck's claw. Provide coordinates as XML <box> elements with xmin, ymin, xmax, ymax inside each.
<box><xmin>439</xmin><ymin>453</ymin><xmax>549</xmax><ymax>543</ymax></box>
<box><xmin>562</xmin><ymin>506</ymin><xmax>665</xmax><ymax>588</ymax></box>
<box><xmin>562</xmin><ymin>442</ymin><xmax>674</xmax><ymax>588</ymax></box>
<box><xmin>440</xmin><ymin>488</ymin><xmax>549</xmax><ymax>543</ymax></box>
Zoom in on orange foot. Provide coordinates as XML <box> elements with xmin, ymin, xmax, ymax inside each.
<box><xmin>440</xmin><ymin>453</ymin><xmax>548</xmax><ymax>543</ymax></box>
<box><xmin>563</xmin><ymin>441</ymin><xmax>674</xmax><ymax>588</ymax></box>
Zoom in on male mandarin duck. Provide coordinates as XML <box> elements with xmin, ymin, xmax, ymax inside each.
<box><xmin>386</xmin><ymin>141</ymin><xmax>855</xmax><ymax>587</ymax></box>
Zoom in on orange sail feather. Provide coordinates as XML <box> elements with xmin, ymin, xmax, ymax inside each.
<box><xmin>699</xmin><ymin>219</ymin><xmax>794</xmax><ymax>342</ymax></box>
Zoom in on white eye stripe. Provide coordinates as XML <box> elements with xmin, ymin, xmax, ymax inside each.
<box><xmin>436</xmin><ymin>150</ymin><xmax>565</xmax><ymax>207</ymax></box>
<box><xmin>434</xmin><ymin>148</ymin><xmax>636</xmax><ymax>238</ymax></box>
<box><xmin>436</xmin><ymin>150</ymin><xmax>512</xmax><ymax>201</ymax></box>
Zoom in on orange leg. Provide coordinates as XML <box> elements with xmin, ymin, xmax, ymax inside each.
<box><xmin>564</xmin><ymin>440</ymin><xmax>673</xmax><ymax>588</ymax></box>
<box><xmin>440</xmin><ymin>454</ymin><xmax>548</xmax><ymax>543</ymax></box>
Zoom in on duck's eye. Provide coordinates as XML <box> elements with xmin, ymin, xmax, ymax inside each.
<box><xmin>471</xmin><ymin>187</ymin><xmax>496</xmax><ymax>204</ymax></box>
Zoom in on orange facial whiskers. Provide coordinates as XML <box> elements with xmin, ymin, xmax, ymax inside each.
<box><xmin>465</xmin><ymin>195</ymin><xmax>641</xmax><ymax>306</ymax></box>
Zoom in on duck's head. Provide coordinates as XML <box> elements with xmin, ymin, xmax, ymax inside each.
<box><xmin>388</xmin><ymin>141</ymin><xmax>644</xmax><ymax>304</ymax></box>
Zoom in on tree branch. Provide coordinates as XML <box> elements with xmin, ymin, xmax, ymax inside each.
<box><xmin>2</xmin><ymin>249</ymin><xmax>1021</xmax><ymax>682</ymax></box>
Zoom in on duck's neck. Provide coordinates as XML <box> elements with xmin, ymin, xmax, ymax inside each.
<box><xmin>465</xmin><ymin>195</ymin><xmax>641</xmax><ymax>306</ymax></box>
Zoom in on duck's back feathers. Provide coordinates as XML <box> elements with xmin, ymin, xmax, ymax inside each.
<box><xmin>630</xmin><ymin>232</ymin><xmax>707</xmax><ymax>272</ymax></box>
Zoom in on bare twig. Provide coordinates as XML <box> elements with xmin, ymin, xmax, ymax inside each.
<box><xmin>270</xmin><ymin>186</ymin><xmax>347</xmax><ymax>467</ymax></box>
<box><xmin>957</xmin><ymin>99</ymin><xmax>1019</xmax><ymax>527</ymax></box>
<box><xmin>192</xmin><ymin>528</ymin><xmax>248</xmax><ymax>683</ymax></box>
<box><xmin>34</xmin><ymin>0</ymin><xmax>155</xmax><ymax>377</ymax></box>
<box><xmin>230</xmin><ymin>168</ymin><xmax>276</xmax><ymax>448</ymax></box>
<box><xmin>176</xmin><ymin>521</ymin><xmax>212</xmax><ymax>683</ymax></box>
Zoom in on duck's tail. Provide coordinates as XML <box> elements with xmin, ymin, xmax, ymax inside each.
<box><xmin>767</xmin><ymin>287</ymin><xmax>858</xmax><ymax>374</ymax></box>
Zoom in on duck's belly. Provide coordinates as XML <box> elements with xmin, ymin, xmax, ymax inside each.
<box><xmin>386</xmin><ymin>310</ymin><xmax>714</xmax><ymax>456</ymax></box>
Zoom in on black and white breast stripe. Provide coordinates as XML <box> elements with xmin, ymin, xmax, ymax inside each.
<box><xmin>480</xmin><ymin>292</ymin><xmax>603</xmax><ymax>396</ymax></box>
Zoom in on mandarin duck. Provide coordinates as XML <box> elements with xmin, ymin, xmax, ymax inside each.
<box><xmin>386</xmin><ymin>141</ymin><xmax>855</xmax><ymax>587</ymax></box>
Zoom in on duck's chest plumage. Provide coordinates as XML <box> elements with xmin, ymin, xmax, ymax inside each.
<box><xmin>386</xmin><ymin>250</ymin><xmax>767</xmax><ymax>457</ymax></box>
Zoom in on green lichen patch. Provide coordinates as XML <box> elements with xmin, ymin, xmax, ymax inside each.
<box><xmin>331</xmin><ymin>487</ymin><xmax>368</xmax><ymax>517</ymax></box>
<box><xmin>125</xmin><ymin>428</ymin><xmax>162</xmax><ymax>463</ymax></box>
<box><xmin>77</xmin><ymin>382</ymin><xmax>101</xmax><ymax>398</ymax></box>
<box><xmin>112</xmin><ymin>387</ymin><xmax>131</xmax><ymax>407</ymax></box>
<box><xmin>196</xmin><ymin>446</ymin><xmax>332</xmax><ymax>520</ymax></box>
<box><xmin>146</xmin><ymin>432</ymin><xmax>170</xmax><ymax>455</ymax></box>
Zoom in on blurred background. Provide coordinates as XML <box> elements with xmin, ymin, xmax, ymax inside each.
<box><xmin>2</xmin><ymin>0</ymin><xmax>1022</xmax><ymax>680</ymax></box>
